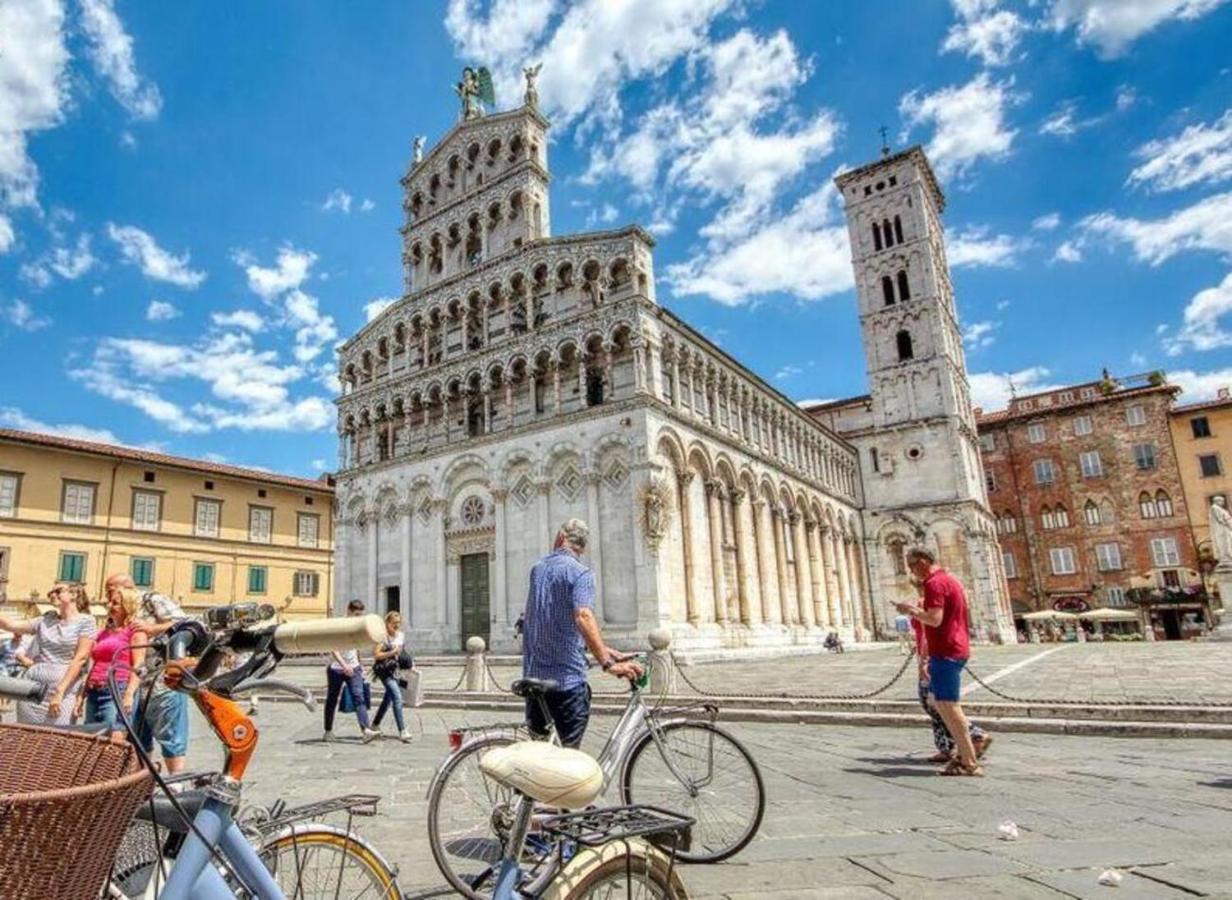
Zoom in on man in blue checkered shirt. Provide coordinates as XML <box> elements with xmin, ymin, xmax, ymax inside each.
<box><xmin>522</xmin><ymin>518</ymin><xmax>642</xmax><ymax>747</ymax></box>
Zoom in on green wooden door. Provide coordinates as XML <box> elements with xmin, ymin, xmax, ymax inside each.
<box><xmin>460</xmin><ymin>553</ymin><xmax>490</xmax><ymax>650</ymax></box>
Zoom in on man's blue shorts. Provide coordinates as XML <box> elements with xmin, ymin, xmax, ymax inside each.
<box><xmin>134</xmin><ymin>689</ymin><xmax>190</xmax><ymax>758</ymax></box>
<box><xmin>927</xmin><ymin>656</ymin><xmax>968</xmax><ymax>703</ymax></box>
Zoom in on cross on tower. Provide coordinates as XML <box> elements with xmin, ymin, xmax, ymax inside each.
<box><xmin>878</xmin><ymin>126</ymin><xmax>890</xmax><ymax>157</ymax></box>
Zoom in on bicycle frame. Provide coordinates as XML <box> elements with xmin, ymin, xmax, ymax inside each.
<box><xmin>157</xmin><ymin>794</ymin><xmax>287</xmax><ymax>899</ymax></box>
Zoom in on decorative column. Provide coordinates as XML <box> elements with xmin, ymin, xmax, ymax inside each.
<box><xmin>821</xmin><ymin>525</ymin><xmax>843</xmax><ymax>626</ymax></box>
<box><xmin>835</xmin><ymin>532</ymin><xmax>854</xmax><ymax>628</ymax></box>
<box><xmin>677</xmin><ymin>471</ymin><xmax>699</xmax><ymax>625</ymax></box>
<box><xmin>492</xmin><ymin>488</ymin><xmax>509</xmax><ymax>629</ymax></box>
<box><xmin>482</xmin><ymin>304</ymin><xmax>490</xmax><ymax>344</ymax></box>
<box><xmin>806</xmin><ymin>519</ymin><xmax>828</xmax><ymax>628</ymax></box>
<box><xmin>441</xmin><ymin>397</ymin><xmax>451</xmax><ymax>443</ymax></box>
<box><xmin>771</xmin><ymin>506</ymin><xmax>790</xmax><ymax>625</ymax></box>
<box><xmin>671</xmin><ymin>352</ymin><xmax>682</xmax><ymax>408</ymax></box>
<box><xmin>577</xmin><ymin>354</ymin><xmax>587</xmax><ymax>400</ymax></box>
<box><xmin>399</xmin><ymin>501</ymin><xmax>413</xmax><ymax>626</ymax></box>
<box><xmin>584</xmin><ymin>473</ymin><xmax>605</xmax><ymax>624</ymax></box>
<box><xmin>752</xmin><ymin>499</ymin><xmax>772</xmax><ymax>623</ymax></box>
<box><xmin>705</xmin><ymin>480</ymin><xmax>727</xmax><ymax>626</ymax></box>
<box><xmin>504</xmin><ymin>380</ymin><xmax>514</xmax><ymax>430</ymax></box>
<box><xmin>482</xmin><ymin>390</ymin><xmax>491</xmax><ymax>434</ymax></box>
<box><xmin>632</xmin><ymin>344</ymin><xmax>646</xmax><ymax>393</ymax></box>
<box><xmin>846</xmin><ymin>536</ymin><xmax>864</xmax><ymax>638</ymax></box>
<box><xmin>422</xmin><ymin>328</ymin><xmax>429</xmax><ymax>368</ymax></box>
<box><xmin>433</xmin><ymin>500</ymin><xmax>449</xmax><ymax>628</ymax></box>
<box><xmin>365</xmin><ymin>509</ymin><xmax>378</xmax><ymax>606</ymax></box>
<box><xmin>791</xmin><ymin>512</ymin><xmax>814</xmax><ymax>628</ymax></box>
<box><xmin>730</xmin><ymin>489</ymin><xmax>751</xmax><ymax>625</ymax></box>
<box><xmin>552</xmin><ymin>360</ymin><xmax>562</xmax><ymax>415</ymax></box>
<box><xmin>538</xmin><ymin>481</ymin><xmax>553</xmax><ymax>551</ymax></box>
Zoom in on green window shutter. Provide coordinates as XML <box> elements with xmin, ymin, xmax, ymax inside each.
<box><xmin>248</xmin><ymin>566</ymin><xmax>267</xmax><ymax>594</ymax></box>
<box><xmin>193</xmin><ymin>563</ymin><xmax>214</xmax><ymax>592</ymax></box>
<box><xmin>131</xmin><ymin>557</ymin><xmax>153</xmax><ymax>588</ymax></box>
<box><xmin>59</xmin><ymin>552</ymin><xmax>85</xmax><ymax>582</ymax></box>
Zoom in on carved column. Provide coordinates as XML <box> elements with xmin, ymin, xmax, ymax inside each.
<box><xmin>671</xmin><ymin>353</ymin><xmax>682</xmax><ymax>408</ymax></box>
<box><xmin>846</xmin><ymin>536</ymin><xmax>864</xmax><ymax>638</ymax></box>
<box><xmin>482</xmin><ymin>304</ymin><xmax>490</xmax><ymax>344</ymax></box>
<box><xmin>366</xmin><ymin>509</ymin><xmax>378</xmax><ymax>607</ymax></box>
<box><xmin>677</xmin><ymin>470</ymin><xmax>698</xmax><ymax>625</ymax></box>
<box><xmin>399</xmin><ymin>501</ymin><xmax>413</xmax><ymax>626</ymax></box>
<box><xmin>791</xmin><ymin>511</ymin><xmax>814</xmax><ymax>628</ymax></box>
<box><xmin>730</xmin><ymin>489</ymin><xmax>751</xmax><ymax>625</ymax></box>
<box><xmin>433</xmin><ymin>500</ymin><xmax>449</xmax><ymax>628</ymax></box>
<box><xmin>422</xmin><ymin>328</ymin><xmax>429</xmax><ymax>368</ymax></box>
<box><xmin>821</xmin><ymin>525</ymin><xmax>842</xmax><ymax>626</ymax></box>
<box><xmin>538</xmin><ymin>481</ymin><xmax>552</xmax><ymax>551</ymax></box>
<box><xmin>632</xmin><ymin>345</ymin><xmax>646</xmax><ymax>393</ymax></box>
<box><xmin>835</xmin><ymin>532</ymin><xmax>853</xmax><ymax>628</ymax></box>
<box><xmin>461</xmin><ymin>316</ymin><xmax>469</xmax><ymax>353</ymax></box>
<box><xmin>493</xmin><ymin>488</ymin><xmax>508</xmax><ymax>628</ymax></box>
<box><xmin>482</xmin><ymin>389</ymin><xmax>491</xmax><ymax>434</ymax></box>
<box><xmin>771</xmin><ymin>506</ymin><xmax>790</xmax><ymax>625</ymax></box>
<box><xmin>504</xmin><ymin>380</ymin><xmax>514</xmax><ymax>430</ymax></box>
<box><xmin>705</xmin><ymin>480</ymin><xmax>727</xmax><ymax>626</ymax></box>
<box><xmin>806</xmin><ymin>519</ymin><xmax>827</xmax><ymax>628</ymax></box>
<box><xmin>602</xmin><ymin>345</ymin><xmax>614</xmax><ymax>399</ymax></box>
<box><xmin>577</xmin><ymin>354</ymin><xmax>587</xmax><ymax>401</ymax></box>
<box><xmin>585</xmin><ymin>472</ymin><xmax>605</xmax><ymax>624</ymax></box>
<box><xmin>752</xmin><ymin>499</ymin><xmax>771</xmax><ymax>623</ymax></box>
<box><xmin>552</xmin><ymin>360</ymin><xmax>562</xmax><ymax>415</ymax></box>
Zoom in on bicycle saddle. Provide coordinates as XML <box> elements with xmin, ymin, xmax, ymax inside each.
<box><xmin>511</xmin><ymin>677</ymin><xmax>559</xmax><ymax>697</ymax></box>
<box><xmin>479</xmin><ymin>742</ymin><xmax>603</xmax><ymax>809</ymax></box>
<box><xmin>134</xmin><ymin>790</ymin><xmax>210</xmax><ymax>833</ymax></box>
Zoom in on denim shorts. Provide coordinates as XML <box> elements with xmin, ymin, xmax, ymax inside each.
<box><xmin>927</xmin><ymin>657</ymin><xmax>968</xmax><ymax>703</ymax></box>
<box><xmin>526</xmin><ymin>683</ymin><xmax>592</xmax><ymax>749</ymax></box>
<box><xmin>134</xmin><ymin>689</ymin><xmax>190</xmax><ymax>758</ymax></box>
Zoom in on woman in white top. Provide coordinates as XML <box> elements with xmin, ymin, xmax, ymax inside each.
<box><xmin>371</xmin><ymin>611</ymin><xmax>411</xmax><ymax>742</ymax></box>
<box><xmin>0</xmin><ymin>582</ymin><xmax>97</xmax><ymax>725</ymax></box>
<box><xmin>323</xmin><ymin>599</ymin><xmax>378</xmax><ymax>742</ymax></box>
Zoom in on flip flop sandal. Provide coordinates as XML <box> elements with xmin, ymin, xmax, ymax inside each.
<box><xmin>929</xmin><ymin>751</ymin><xmax>953</xmax><ymax>763</ymax></box>
<box><xmin>939</xmin><ymin>760</ymin><xmax>984</xmax><ymax>776</ymax></box>
<box><xmin>975</xmin><ymin>735</ymin><xmax>994</xmax><ymax>758</ymax></box>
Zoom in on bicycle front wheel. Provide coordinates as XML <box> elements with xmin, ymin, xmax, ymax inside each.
<box><xmin>255</xmin><ymin>826</ymin><xmax>401</xmax><ymax>900</ymax></box>
<box><xmin>620</xmin><ymin>722</ymin><xmax>764</xmax><ymax>863</ymax></box>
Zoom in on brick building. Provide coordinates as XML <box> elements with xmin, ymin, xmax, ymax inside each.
<box><xmin>977</xmin><ymin>372</ymin><xmax>1202</xmax><ymax>638</ymax></box>
<box><xmin>1169</xmin><ymin>390</ymin><xmax>1232</xmax><ymax>561</ymax></box>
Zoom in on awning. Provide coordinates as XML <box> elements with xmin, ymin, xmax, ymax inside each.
<box><xmin>1080</xmin><ymin>608</ymin><xmax>1142</xmax><ymax>622</ymax></box>
<box><xmin>1022</xmin><ymin>610</ymin><xmax>1078</xmax><ymax>621</ymax></box>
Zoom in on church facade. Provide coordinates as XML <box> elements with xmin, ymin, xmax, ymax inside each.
<box><xmin>332</xmin><ymin>86</ymin><xmax>1013</xmax><ymax>653</ymax></box>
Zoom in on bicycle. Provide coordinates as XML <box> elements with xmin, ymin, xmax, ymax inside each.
<box><xmin>427</xmin><ymin>660</ymin><xmax>765</xmax><ymax>899</ymax></box>
<box><xmin>474</xmin><ymin>736</ymin><xmax>691</xmax><ymax>898</ymax></box>
<box><xmin>1</xmin><ymin>605</ymin><xmax>402</xmax><ymax>899</ymax></box>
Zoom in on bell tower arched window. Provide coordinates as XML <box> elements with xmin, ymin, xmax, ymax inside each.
<box><xmin>872</xmin><ymin>222</ymin><xmax>882</xmax><ymax>252</ymax></box>
<box><xmin>896</xmin><ymin>329</ymin><xmax>913</xmax><ymax>361</ymax></box>
<box><xmin>897</xmin><ymin>269</ymin><xmax>911</xmax><ymax>301</ymax></box>
<box><xmin>881</xmin><ymin>276</ymin><xmax>895</xmax><ymax>306</ymax></box>
<box><xmin>883</xmin><ymin>218</ymin><xmax>894</xmax><ymax>248</ymax></box>
<box><xmin>894</xmin><ymin>215</ymin><xmax>904</xmax><ymax>244</ymax></box>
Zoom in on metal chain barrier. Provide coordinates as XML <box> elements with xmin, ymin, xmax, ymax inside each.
<box><xmin>668</xmin><ymin>648</ymin><xmax>918</xmax><ymax>701</ymax></box>
<box><xmin>448</xmin><ymin>665</ymin><xmax>467</xmax><ymax>692</ymax></box>
<box><xmin>482</xmin><ymin>656</ymin><xmax>509</xmax><ymax>692</ymax></box>
<box><xmin>961</xmin><ymin>662</ymin><xmax>1232</xmax><ymax>708</ymax></box>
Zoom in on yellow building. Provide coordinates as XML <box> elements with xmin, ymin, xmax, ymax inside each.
<box><xmin>0</xmin><ymin>428</ymin><xmax>333</xmax><ymax>620</ymax></box>
<box><xmin>1169</xmin><ymin>392</ymin><xmax>1232</xmax><ymax>559</ymax></box>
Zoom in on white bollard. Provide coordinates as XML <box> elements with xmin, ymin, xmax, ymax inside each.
<box><xmin>464</xmin><ymin>636</ymin><xmax>492</xmax><ymax>692</ymax></box>
<box><xmin>647</xmin><ymin>627</ymin><xmax>677</xmax><ymax>695</ymax></box>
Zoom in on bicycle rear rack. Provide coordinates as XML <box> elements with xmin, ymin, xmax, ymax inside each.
<box><xmin>244</xmin><ymin>794</ymin><xmax>382</xmax><ymax>835</ymax></box>
<box><xmin>538</xmin><ymin>804</ymin><xmax>693</xmax><ymax>849</ymax></box>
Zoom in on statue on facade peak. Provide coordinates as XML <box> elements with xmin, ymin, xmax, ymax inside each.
<box><xmin>412</xmin><ymin>135</ymin><xmax>424</xmax><ymax>164</ymax></box>
<box><xmin>455</xmin><ymin>66</ymin><xmax>495</xmax><ymax>120</ymax></box>
<box><xmin>523</xmin><ymin>62</ymin><xmax>542</xmax><ymax>109</ymax></box>
<box><xmin>1210</xmin><ymin>496</ymin><xmax>1232</xmax><ymax>570</ymax></box>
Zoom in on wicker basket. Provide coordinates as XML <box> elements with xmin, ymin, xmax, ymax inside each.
<box><xmin>0</xmin><ymin>723</ymin><xmax>154</xmax><ymax>900</ymax></box>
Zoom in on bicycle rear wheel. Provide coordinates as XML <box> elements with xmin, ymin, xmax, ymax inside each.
<box><xmin>253</xmin><ymin>826</ymin><xmax>400</xmax><ymax>900</ymax></box>
<box><xmin>546</xmin><ymin>844</ymin><xmax>688</xmax><ymax>900</ymax></box>
<box><xmin>620</xmin><ymin>722</ymin><xmax>764</xmax><ymax>863</ymax></box>
<box><xmin>427</xmin><ymin>733</ymin><xmax>560</xmax><ymax>899</ymax></box>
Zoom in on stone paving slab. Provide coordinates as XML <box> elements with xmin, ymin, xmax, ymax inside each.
<box><xmin>170</xmin><ymin>699</ymin><xmax>1232</xmax><ymax>898</ymax></box>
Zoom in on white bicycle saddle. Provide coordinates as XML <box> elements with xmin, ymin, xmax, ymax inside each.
<box><xmin>480</xmin><ymin>741</ymin><xmax>604</xmax><ymax>809</ymax></box>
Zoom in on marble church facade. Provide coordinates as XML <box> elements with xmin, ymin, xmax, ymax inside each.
<box><xmin>332</xmin><ymin>94</ymin><xmax>872</xmax><ymax>653</ymax></box>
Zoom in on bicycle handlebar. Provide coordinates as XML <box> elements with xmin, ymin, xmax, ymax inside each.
<box><xmin>229</xmin><ymin>677</ymin><xmax>316</xmax><ymax>711</ymax></box>
<box><xmin>269</xmin><ymin>615</ymin><xmax>385</xmax><ymax>655</ymax></box>
<box><xmin>0</xmin><ymin>674</ymin><xmax>45</xmax><ymax>703</ymax></box>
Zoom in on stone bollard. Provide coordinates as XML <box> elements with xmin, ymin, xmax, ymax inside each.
<box><xmin>464</xmin><ymin>635</ymin><xmax>492</xmax><ymax>692</ymax></box>
<box><xmin>647</xmin><ymin>627</ymin><xmax>678</xmax><ymax>695</ymax></box>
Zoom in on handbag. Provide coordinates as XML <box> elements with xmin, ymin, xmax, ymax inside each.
<box><xmin>401</xmin><ymin>668</ymin><xmax>424</xmax><ymax>708</ymax></box>
<box><xmin>338</xmin><ymin>679</ymin><xmax>371</xmax><ymax>713</ymax></box>
<box><xmin>396</xmin><ymin>649</ymin><xmax>413</xmax><ymax>670</ymax></box>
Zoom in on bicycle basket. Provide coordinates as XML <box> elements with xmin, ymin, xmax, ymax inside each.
<box><xmin>0</xmin><ymin>723</ymin><xmax>154</xmax><ymax>900</ymax></box>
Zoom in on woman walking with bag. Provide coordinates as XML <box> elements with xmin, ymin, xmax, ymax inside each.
<box><xmin>371</xmin><ymin>611</ymin><xmax>413</xmax><ymax>743</ymax></box>
<box><xmin>323</xmin><ymin>599</ymin><xmax>378</xmax><ymax>743</ymax></box>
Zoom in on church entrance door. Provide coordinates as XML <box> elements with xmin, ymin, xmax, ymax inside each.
<box><xmin>460</xmin><ymin>553</ymin><xmax>490</xmax><ymax>650</ymax></box>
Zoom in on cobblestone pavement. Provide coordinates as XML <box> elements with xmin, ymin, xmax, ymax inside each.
<box><xmin>183</xmin><ymin>701</ymin><xmax>1232</xmax><ymax>898</ymax></box>
<box><xmin>283</xmin><ymin>641</ymin><xmax>1232</xmax><ymax>706</ymax></box>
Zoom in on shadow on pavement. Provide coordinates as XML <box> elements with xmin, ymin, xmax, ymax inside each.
<box><xmin>843</xmin><ymin>766</ymin><xmax>940</xmax><ymax>778</ymax></box>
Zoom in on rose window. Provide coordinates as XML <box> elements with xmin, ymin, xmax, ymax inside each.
<box><xmin>461</xmin><ymin>495</ymin><xmax>485</xmax><ymax>526</ymax></box>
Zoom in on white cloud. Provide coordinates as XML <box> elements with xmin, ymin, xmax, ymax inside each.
<box><xmin>1040</xmin><ymin>101</ymin><xmax>1081</xmax><ymax>137</ymax></box>
<box><xmin>1169</xmin><ymin>365</ymin><xmax>1232</xmax><ymax>402</ymax></box>
<box><xmin>775</xmin><ymin>365</ymin><xmax>803</xmax><ymax>381</ymax></box>
<box><xmin>284</xmin><ymin>289</ymin><xmax>338</xmax><ymax>363</ymax></box>
<box><xmin>969</xmin><ymin>366</ymin><xmax>1063</xmax><ymax>411</ymax></box>
<box><xmin>0</xmin><ymin>0</ymin><xmax>70</xmax><ymax>208</ymax></box>
<box><xmin>77</xmin><ymin>332</ymin><xmax>333</xmax><ymax>433</ymax></box>
<box><xmin>1081</xmin><ymin>191</ymin><xmax>1232</xmax><ymax>264</ymax></box>
<box><xmin>359</xmin><ymin>198</ymin><xmax>375</xmax><ymax>212</ymax></box>
<box><xmin>2</xmin><ymin>298</ymin><xmax>50</xmax><ymax>331</ymax></box>
<box><xmin>1053</xmin><ymin>239</ymin><xmax>1083</xmax><ymax>263</ymax></box>
<box><xmin>585</xmin><ymin>203</ymin><xmax>619</xmax><ymax>227</ymax></box>
<box><xmin>1116</xmin><ymin>86</ymin><xmax>1138</xmax><ymax>111</ymax></box>
<box><xmin>665</xmin><ymin>183</ymin><xmax>853</xmax><ymax>305</ymax></box>
<box><xmin>0</xmin><ymin>215</ymin><xmax>13</xmax><ymax>253</ymax></box>
<box><xmin>1128</xmin><ymin>109</ymin><xmax>1232</xmax><ymax>192</ymax></box>
<box><xmin>210</xmin><ymin>309</ymin><xmax>264</xmax><ymax>331</ymax></box>
<box><xmin>947</xmin><ymin>225</ymin><xmax>1024</xmax><ymax>268</ymax></box>
<box><xmin>321</xmin><ymin>189</ymin><xmax>353</xmax><ymax>214</ymax></box>
<box><xmin>145</xmin><ymin>300</ymin><xmax>179</xmax><ymax>322</ymax></box>
<box><xmin>900</xmin><ymin>73</ymin><xmax>1019</xmax><ymax>182</ymax></box>
<box><xmin>238</xmin><ymin>246</ymin><xmax>316</xmax><ymax>300</ymax></box>
<box><xmin>1049</xmin><ymin>0</ymin><xmax>1229</xmax><ymax>58</ymax></box>
<box><xmin>311</xmin><ymin>458</ymin><xmax>329</xmax><ymax>472</ymax></box>
<box><xmin>963</xmin><ymin>320</ymin><xmax>999</xmax><ymax>348</ymax></box>
<box><xmin>107</xmin><ymin>223</ymin><xmax>206</xmax><ymax>288</ymax></box>
<box><xmin>1164</xmin><ymin>271</ymin><xmax>1232</xmax><ymax>354</ymax></box>
<box><xmin>22</xmin><ymin>233</ymin><xmax>98</xmax><ymax>287</ymax></box>
<box><xmin>364</xmin><ymin>297</ymin><xmax>396</xmax><ymax>322</ymax></box>
<box><xmin>1032</xmin><ymin>212</ymin><xmax>1062</xmax><ymax>231</ymax></box>
<box><xmin>79</xmin><ymin>0</ymin><xmax>162</xmax><ymax>120</ymax></box>
<box><xmin>0</xmin><ymin>406</ymin><xmax>119</xmax><ymax>443</ymax></box>
<box><xmin>1130</xmin><ymin>351</ymin><xmax>1148</xmax><ymax>366</ymax></box>
<box><xmin>942</xmin><ymin>1</ymin><xmax>1027</xmax><ymax>67</ymax></box>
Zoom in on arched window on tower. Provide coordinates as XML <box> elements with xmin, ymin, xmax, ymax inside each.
<box><xmin>896</xmin><ymin>329</ymin><xmax>913</xmax><ymax>361</ymax></box>
<box><xmin>872</xmin><ymin>222</ymin><xmax>882</xmax><ymax>252</ymax></box>
<box><xmin>897</xmin><ymin>269</ymin><xmax>911</xmax><ymax>301</ymax></box>
<box><xmin>1040</xmin><ymin>504</ymin><xmax>1054</xmax><ymax>529</ymax></box>
<box><xmin>1139</xmin><ymin>491</ymin><xmax>1157</xmax><ymax>518</ymax></box>
<box><xmin>1156</xmin><ymin>490</ymin><xmax>1174</xmax><ymax>517</ymax></box>
<box><xmin>1054</xmin><ymin>505</ymin><xmax>1070</xmax><ymax>528</ymax></box>
<box><xmin>1084</xmin><ymin>500</ymin><xmax>1100</xmax><ymax>526</ymax></box>
<box><xmin>881</xmin><ymin>276</ymin><xmax>895</xmax><ymax>306</ymax></box>
<box><xmin>882</xmin><ymin>218</ymin><xmax>894</xmax><ymax>248</ymax></box>
<box><xmin>894</xmin><ymin>215</ymin><xmax>904</xmax><ymax>244</ymax></box>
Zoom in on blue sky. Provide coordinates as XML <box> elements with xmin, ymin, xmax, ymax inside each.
<box><xmin>2</xmin><ymin>0</ymin><xmax>1231</xmax><ymax>477</ymax></box>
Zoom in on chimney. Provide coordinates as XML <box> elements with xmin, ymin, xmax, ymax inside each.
<box><xmin>1219</xmin><ymin>387</ymin><xmax>1230</xmax><ymax>400</ymax></box>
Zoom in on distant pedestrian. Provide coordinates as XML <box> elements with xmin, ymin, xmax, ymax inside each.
<box><xmin>824</xmin><ymin>631</ymin><xmax>844</xmax><ymax>653</ymax></box>
<box><xmin>323</xmin><ymin>600</ymin><xmax>378</xmax><ymax>743</ymax></box>
<box><xmin>895</xmin><ymin>548</ymin><xmax>985</xmax><ymax>776</ymax></box>
<box><xmin>522</xmin><ymin>519</ymin><xmax>642</xmax><ymax>748</ymax></box>
<box><xmin>371</xmin><ymin>611</ymin><xmax>412</xmax><ymax>743</ymax></box>
<box><xmin>0</xmin><ymin>583</ymin><xmax>96</xmax><ymax>726</ymax></box>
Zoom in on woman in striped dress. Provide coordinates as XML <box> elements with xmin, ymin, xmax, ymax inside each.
<box><xmin>0</xmin><ymin>582</ymin><xmax>97</xmax><ymax>725</ymax></box>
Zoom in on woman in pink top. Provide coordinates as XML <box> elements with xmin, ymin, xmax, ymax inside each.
<box><xmin>80</xmin><ymin>586</ymin><xmax>145</xmax><ymax>736</ymax></box>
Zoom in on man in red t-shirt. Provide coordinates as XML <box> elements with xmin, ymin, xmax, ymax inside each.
<box><xmin>895</xmin><ymin>547</ymin><xmax>985</xmax><ymax>776</ymax></box>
